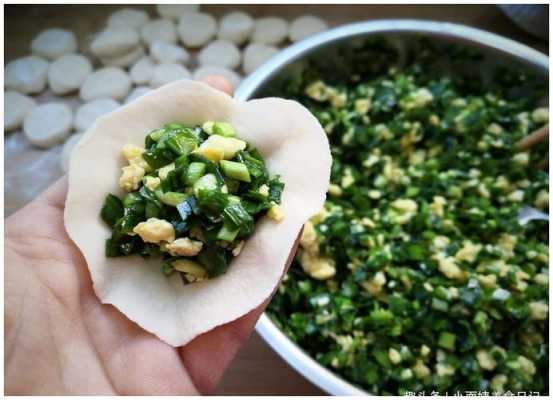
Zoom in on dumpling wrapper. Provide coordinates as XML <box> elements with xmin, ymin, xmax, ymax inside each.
<box><xmin>64</xmin><ymin>80</ymin><xmax>331</xmax><ymax>347</ymax></box>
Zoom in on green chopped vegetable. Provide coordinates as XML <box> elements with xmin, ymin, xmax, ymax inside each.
<box><xmin>184</xmin><ymin>161</ymin><xmax>206</xmax><ymax>185</ymax></box>
<box><xmin>101</xmin><ymin>121</ymin><xmax>284</xmax><ymax>283</ymax></box>
<box><xmin>220</xmin><ymin>160</ymin><xmax>251</xmax><ymax>182</ymax></box>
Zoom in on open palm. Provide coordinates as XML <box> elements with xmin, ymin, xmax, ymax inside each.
<box><xmin>4</xmin><ymin>77</ymin><xmax>291</xmax><ymax>395</ymax></box>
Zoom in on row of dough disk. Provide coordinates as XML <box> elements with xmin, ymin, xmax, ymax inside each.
<box><xmin>4</xmin><ymin>5</ymin><xmax>328</xmax><ymax>215</ymax></box>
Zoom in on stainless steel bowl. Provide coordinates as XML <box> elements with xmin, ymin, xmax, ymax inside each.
<box><xmin>235</xmin><ymin>20</ymin><xmax>549</xmax><ymax>395</ymax></box>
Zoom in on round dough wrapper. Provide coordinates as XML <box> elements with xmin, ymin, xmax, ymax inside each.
<box><xmin>75</xmin><ymin>98</ymin><xmax>121</xmax><ymax>131</ymax></box>
<box><xmin>48</xmin><ymin>53</ymin><xmax>93</xmax><ymax>95</ymax></box>
<box><xmin>5</xmin><ymin>134</ymin><xmax>64</xmax><ymax>216</ymax></box>
<box><xmin>91</xmin><ymin>27</ymin><xmax>140</xmax><ymax>58</ymax></box>
<box><xmin>289</xmin><ymin>15</ymin><xmax>328</xmax><ymax>42</ymax></box>
<box><xmin>125</xmin><ymin>86</ymin><xmax>152</xmax><ymax>104</ymax></box>
<box><xmin>140</xmin><ymin>19</ymin><xmax>178</xmax><ymax>45</ymax></box>
<box><xmin>150</xmin><ymin>63</ymin><xmax>191</xmax><ymax>88</ymax></box>
<box><xmin>243</xmin><ymin>43</ymin><xmax>279</xmax><ymax>75</ymax></box>
<box><xmin>107</xmin><ymin>8</ymin><xmax>150</xmax><ymax>29</ymax></box>
<box><xmin>5</xmin><ymin>91</ymin><xmax>37</xmax><ymax>131</ymax></box>
<box><xmin>31</xmin><ymin>28</ymin><xmax>78</xmax><ymax>60</ymax></box>
<box><xmin>64</xmin><ymin>80</ymin><xmax>331</xmax><ymax>347</ymax></box>
<box><xmin>218</xmin><ymin>11</ymin><xmax>254</xmax><ymax>45</ymax></box>
<box><xmin>60</xmin><ymin>132</ymin><xmax>85</xmax><ymax>172</ymax></box>
<box><xmin>130</xmin><ymin>56</ymin><xmax>156</xmax><ymax>85</ymax></box>
<box><xmin>150</xmin><ymin>41</ymin><xmax>190</xmax><ymax>65</ymax></box>
<box><xmin>156</xmin><ymin>4</ymin><xmax>199</xmax><ymax>20</ymax></box>
<box><xmin>197</xmin><ymin>40</ymin><xmax>241</xmax><ymax>69</ymax></box>
<box><xmin>80</xmin><ymin>67</ymin><xmax>132</xmax><ymax>101</ymax></box>
<box><xmin>5</xmin><ymin>55</ymin><xmax>49</xmax><ymax>94</ymax></box>
<box><xmin>177</xmin><ymin>12</ymin><xmax>217</xmax><ymax>48</ymax></box>
<box><xmin>252</xmin><ymin>17</ymin><xmax>289</xmax><ymax>45</ymax></box>
<box><xmin>193</xmin><ymin>65</ymin><xmax>242</xmax><ymax>88</ymax></box>
<box><xmin>100</xmin><ymin>45</ymin><xmax>145</xmax><ymax>68</ymax></box>
<box><xmin>24</xmin><ymin>102</ymin><xmax>73</xmax><ymax>148</ymax></box>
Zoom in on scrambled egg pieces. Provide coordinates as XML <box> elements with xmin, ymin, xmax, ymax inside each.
<box><xmin>390</xmin><ymin>198</ymin><xmax>418</xmax><ymax>224</ymax></box>
<box><xmin>122</xmin><ymin>144</ymin><xmax>150</xmax><ymax>170</ymax></box>
<box><xmin>133</xmin><ymin>218</ymin><xmax>175</xmax><ymax>243</ymax></box>
<box><xmin>299</xmin><ymin>219</ymin><xmax>336</xmax><ymax>280</ymax></box>
<box><xmin>119</xmin><ymin>144</ymin><xmax>150</xmax><ymax>191</ymax></box>
<box><xmin>166</xmin><ymin>237</ymin><xmax>203</xmax><ymax>257</ymax></box>
<box><xmin>172</xmin><ymin>259</ymin><xmax>208</xmax><ymax>283</ymax></box>
<box><xmin>267</xmin><ymin>204</ymin><xmax>285</xmax><ymax>222</ymax></box>
<box><xmin>120</xmin><ymin>164</ymin><xmax>145</xmax><ymax>192</ymax></box>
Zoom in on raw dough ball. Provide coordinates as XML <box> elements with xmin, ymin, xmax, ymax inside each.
<box><xmin>125</xmin><ymin>86</ymin><xmax>151</xmax><ymax>104</ymax></box>
<box><xmin>198</xmin><ymin>40</ymin><xmax>240</xmax><ymax>69</ymax></box>
<box><xmin>289</xmin><ymin>15</ymin><xmax>328</xmax><ymax>42</ymax></box>
<box><xmin>243</xmin><ymin>43</ymin><xmax>279</xmax><ymax>74</ymax></box>
<box><xmin>48</xmin><ymin>53</ymin><xmax>93</xmax><ymax>95</ymax></box>
<box><xmin>252</xmin><ymin>17</ymin><xmax>289</xmax><ymax>45</ymax></box>
<box><xmin>5</xmin><ymin>91</ymin><xmax>36</xmax><ymax>131</ymax></box>
<box><xmin>150</xmin><ymin>41</ymin><xmax>189</xmax><ymax>64</ymax></box>
<box><xmin>177</xmin><ymin>12</ymin><xmax>217</xmax><ymax>48</ymax></box>
<box><xmin>100</xmin><ymin>45</ymin><xmax>144</xmax><ymax>67</ymax></box>
<box><xmin>75</xmin><ymin>98</ymin><xmax>121</xmax><ymax>131</ymax></box>
<box><xmin>60</xmin><ymin>132</ymin><xmax>84</xmax><ymax>172</ymax></box>
<box><xmin>130</xmin><ymin>56</ymin><xmax>156</xmax><ymax>85</ymax></box>
<box><xmin>156</xmin><ymin>4</ymin><xmax>199</xmax><ymax>20</ymax></box>
<box><xmin>23</xmin><ymin>103</ymin><xmax>73</xmax><ymax>148</ymax></box>
<box><xmin>107</xmin><ymin>8</ymin><xmax>150</xmax><ymax>29</ymax></box>
<box><xmin>193</xmin><ymin>65</ymin><xmax>241</xmax><ymax>88</ymax></box>
<box><xmin>218</xmin><ymin>11</ymin><xmax>254</xmax><ymax>45</ymax></box>
<box><xmin>150</xmin><ymin>63</ymin><xmax>191</xmax><ymax>88</ymax></box>
<box><xmin>80</xmin><ymin>67</ymin><xmax>131</xmax><ymax>101</ymax></box>
<box><xmin>30</xmin><ymin>28</ymin><xmax>78</xmax><ymax>60</ymax></box>
<box><xmin>140</xmin><ymin>19</ymin><xmax>177</xmax><ymax>45</ymax></box>
<box><xmin>90</xmin><ymin>27</ymin><xmax>140</xmax><ymax>58</ymax></box>
<box><xmin>5</xmin><ymin>56</ymin><xmax>49</xmax><ymax>94</ymax></box>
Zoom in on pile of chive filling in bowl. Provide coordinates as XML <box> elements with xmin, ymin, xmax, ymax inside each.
<box><xmin>268</xmin><ymin>40</ymin><xmax>548</xmax><ymax>395</ymax></box>
<box><xmin>101</xmin><ymin>121</ymin><xmax>284</xmax><ymax>283</ymax></box>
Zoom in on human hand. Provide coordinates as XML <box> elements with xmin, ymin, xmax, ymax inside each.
<box><xmin>5</xmin><ymin>76</ymin><xmax>296</xmax><ymax>395</ymax></box>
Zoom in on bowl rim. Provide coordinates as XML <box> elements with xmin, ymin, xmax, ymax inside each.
<box><xmin>235</xmin><ymin>19</ymin><xmax>548</xmax><ymax>396</ymax></box>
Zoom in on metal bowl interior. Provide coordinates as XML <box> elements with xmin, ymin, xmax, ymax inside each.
<box><xmin>235</xmin><ymin>20</ymin><xmax>548</xmax><ymax>395</ymax></box>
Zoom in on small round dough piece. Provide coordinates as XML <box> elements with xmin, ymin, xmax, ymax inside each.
<box><xmin>31</xmin><ymin>28</ymin><xmax>78</xmax><ymax>60</ymax></box>
<box><xmin>107</xmin><ymin>8</ymin><xmax>150</xmax><ymax>29</ymax></box>
<box><xmin>23</xmin><ymin>102</ymin><xmax>73</xmax><ymax>148</ymax></box>
<box><xmin>100</xmin><ymin>45</ymin><xmax>145</xmax><ymax>68</ymax></box>
<box><xmin>74</xmin><ymin>98</ymin><xmax>121</xmax><ymax>131</ymax></box>
<box><xmin>243</xmin><ymin>43</ymin><xmax>279</xmax><ymax>74</ymax></box>
<box><xmin>60</xmin><ymin>132</ymin><xmax>85</xmax><ymax>172</ymax></box>
<box><xmin>198</xmin><ymin>40</ymin><xmax>241</xmax><ymax>69</ymax></box>
<box><xmin>125</xmin><ymin>86</ymin><xmax>151</xmax><ymax>104</ymax></box>
<box><xmin>156</xmin><ymin>4</ymin><xmax>199</xmax><ymax>20</ymax></box>
<box><xmin>150</xmin><ymin>63</ymin><xmax>191</xmax><ymax>88</ymax></box>
<box><xmin>252</xmin><ymin>17</ymin><xmax>288</xmax><ymax>45</ymax></box>
<box><xmin>5</xmin><ymin>91</ymin><xmax>37</xmax><ymax>131</ymax></box>
<box><xmin>218</xmin><ymin>11</ymin><xmax>254</xmax><ymax>45</ymax></box>
<box><xmin>177</xmin><ymin>12</ymin><xmax>217</xmax><ymax>48</ymax></box>
<box><xmin>289</xmin><ymin>15</ymin><xmax>328</xmax><ymax>42</ymax></box>
<box><xmin>130</xmin><ymin>56</ymin><xmax>156</xmax><ymax>85</ymax></box>
<box><xmin>90</xmin><ymin>27</ymin><xmax>140</xmax><ymax>58</ymax></box>
<box><xmin>80</xmin><ymin>67</ymin><xmax>132</xmax><ymax>101</ymax></box>
<box><xmin>193</xmin><ymin>65</ymin><xmax>242</xmax><ymax>88</ymax></box>
<box><xmin>48</xmin><ymin>53</ymin><xmax>93</xmax><ymax>95</ymax></box>
<box><xmin>150</xmin><ymin>41</ymin><xmax>189</xmax><ymax>64</ymax></box>
<box><xmin>140</xmin><ymin>19</ymin><xmax>178</xmax><ymax>45</ymax></box>
<box><xmin>5</xmin><ymin>55</ymin><xmax>49</xmax><ymax>94</ymax></box>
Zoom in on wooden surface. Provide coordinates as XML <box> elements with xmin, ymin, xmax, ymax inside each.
<box><xmin>4</xmin><ymin>4</ymin><xmax>548</xmax><ymax>396</ymax></box>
